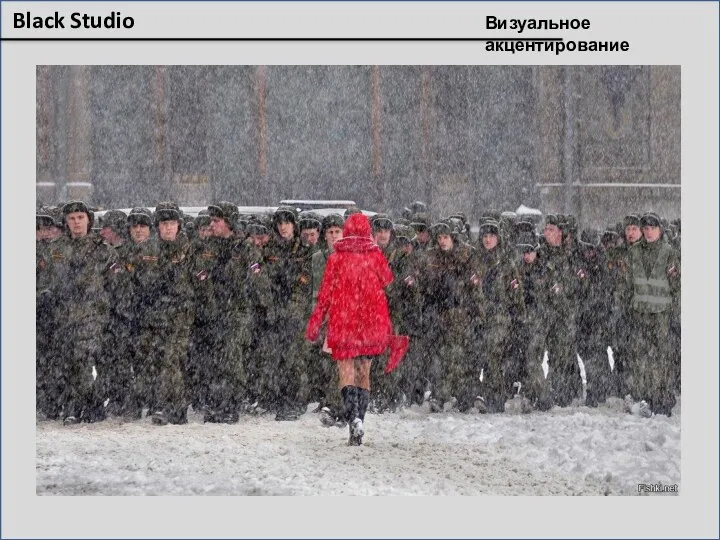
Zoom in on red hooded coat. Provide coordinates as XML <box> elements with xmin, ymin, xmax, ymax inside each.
<box><xmin>306</xmin><ymin>213</ymin><xmax>394</xmax><ymax>360</ymax></box>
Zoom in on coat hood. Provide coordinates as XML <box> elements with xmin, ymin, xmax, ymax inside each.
<box><xmin>343</xmin><ymin>212</ymin><xmax>372</xmax><ymax>238</ymax></box>
<box><xmin>335</xmin><ymin>213</ymin><xmax>378</xmax><ymax>253</ymax></box>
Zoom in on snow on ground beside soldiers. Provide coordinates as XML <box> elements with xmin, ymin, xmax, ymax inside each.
<box><xmin>36</xmin><ymin>397</ymin><xmax>680</xmax><ymax>496</ymax></box>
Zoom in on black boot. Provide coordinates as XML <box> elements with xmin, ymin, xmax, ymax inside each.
<box><xmin>357</xmin><ymin>388</ymin><xmax>370</xmax><ymax>421</ymax></box>
<box><xmin>341</xmin><ymin>386</ymin><xmax>358</xmax><ymax>423</ymax></box>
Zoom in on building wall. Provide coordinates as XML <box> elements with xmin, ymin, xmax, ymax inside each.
<box><xmin>36</xmin><ymin>65</ymin><xmax>680</xmax><ymax>227</ymax></box>
<box><xmin>534</xmin><ymin>65</ymin><xmax>681</xmax><ymax>227</ymax></box>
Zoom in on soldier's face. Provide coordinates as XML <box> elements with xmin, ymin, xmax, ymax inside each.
<box><xmin>543</xmin><ymin>224</ymin><xmax>563</xmax><ymax>247</ymax></box>
<box><xmin>198</xmin><ymin>225</ymin><xmax>214</xmax><ymax>239</ymax></box>
<box><xmin>130</xmin><ymin>223</ymin><xmax>150</xmax><ymax>243</ymax></box>
<box><xmin>158</xmin><ymin>220</ymin><xmax>179</xmax><ymax>241</ymax></box>
<box><xmin>436</xmin><ymin>234</ymin><xmax>453</xmax><ymax>251</ymax></box>
<box><xmin>210</xmin><ymin>216</ymin><xmax>233</xmax><ymax>238</ymax></box>
<box><xmin>522</xmin><ymin>251</ymin><xmax>537</xmax><ymax>264</ymax></box>
<box><xmin>251</xmin><ymin>233</ymin><xmax>270</xmax><ymax>247</ymax></box>
<box><xmin>482</xmin><ymin>233</ymin><xmax>498</xmax><ymax>251</ymax></box>
<box><xmin>625</xmin><ymin>225</ymin><xmax>642</xmax><ymax>244</ymax></box>
<box><xmin>416</xmin><ymin>230</ymin><xmax>430</xmax><ymax>243</ymax></box>
<box><xmin>100</xmin><ymin>227</ymin><xmax>123</xmax><ymax>246</ymax></box>
<box><xmin>66</xmin><ymin>211</ymin><xmax>89</xmax><ymax>238</ymax></box>
<box><xmin>47</xmin><ymin>226</ymin><xmax>63</xmax><ymax>241</ymax></box>
<box><xmin>324</xmin><ymin>226</ymin><xmax>343</xmax><ymax>249</ymax></box>
<box><xmin>373</xmin><ymin>229</ymin><xmax>391</xmax><ymax>248</ymax></box>
<box><xmin>277</xmin><ymin>221</ymin><xmax>294</xmax><ymax>240</ymax></box>
<box><xmin>301</xmin><ymin>228</ymin><xmax>320</xmax><ymax>246</ymax></box>
<box><xmin>36</xmin><ymin>226</ymin><xmax>55</xmax><ymax>241</ymax></box>
<box><xmin>642</xmin><ymin>225</ymin><xmax>661</xmax><ymax>243</ymax></box>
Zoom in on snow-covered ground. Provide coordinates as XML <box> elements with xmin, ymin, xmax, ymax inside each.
<box><xmin>36</xmin><ymin>397</ymin><xmax>680</xmax><ymax>497</ymax></box>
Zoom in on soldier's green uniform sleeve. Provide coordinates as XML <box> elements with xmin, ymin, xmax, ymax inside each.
<box><xmin>311</xmin><ymin>249</ymin><xmax>328</xmax><ymax>310</ymax></box>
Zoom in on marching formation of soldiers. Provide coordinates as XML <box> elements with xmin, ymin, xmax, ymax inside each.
<box><xmin>36</xmin><ymin>198</ymin><xmax>681</xmax><ymax>426</ymax></box>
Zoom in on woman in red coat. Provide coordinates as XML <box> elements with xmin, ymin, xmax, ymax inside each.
<box><xmin>306</xmin><ymin>212</ymin><xmax>394</xmax><ymax>445</ymax></box>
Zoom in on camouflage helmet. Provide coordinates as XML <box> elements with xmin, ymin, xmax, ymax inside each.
<box><xmin>578</xmin><ymin>228</ymin><xmax>601</xmax><ymax>248</ymax></box>
<box><xmin>194</xmin><ymin>209</ymin><xmax>211</xmax><ymax>229</ymax></box>
<box><xmin>409</xmin><ymin>212</ymin><xmax>431</xmax><ymax>233</ymax></box>
<box><xmin>321</xmin><ymin>213</ymin><xmax>344</xmax><ymax>233</ymax></box>
<box><xmin>47</xmin><ymin>206</ymin><xmax>64</xmax><ymax>228</ymax></box>
<box><xmin>601</xmin><ymin>228</ymin><xmax>619</xmax><ymax>246</ymax></box>
<box><xmin>154</xmin><ymin>201</ymin><xmax>182</xmax><ymax>227</ymax></box>
<box><xmin>560</xmin><ymin>214</ymin><xmax>578</xmax><ymax>234</ymax></box>
<box><xmin>640</xmin><ymin>212</ymin><xmax>662</xmax><ymax>228</ymax></box>
<box><xmin>207</xmin><ymin>201</ymin><xmax>239</xmax><ymax>230</ymax></box>
<box><xmin>99</xmin><ymin>209</ymin><xmax>128</xmax><ymax>233</ymax></box>
<box><xmin>236</xmin><ymin>213</ymin><xmax>254</xmax><ymax>233</ymax></box>
<box><xmin>36</xmin><ymin>206</ymin><xmax>55</xmax><ymax>229</ymax></box>
<box><xmin>516</xmin><ymin>232</ymin><xmax>539</xmax><ymax>253</ymax></box>
<box><xmin>671</xmin><ymin>218</ymin><xmax>681</xmax><ymax>235</ymax></box>
<box><xmin>479</xmin><ymin>210</ymin><xmax>502</xmax><ymax>226</ymax></box>
<box><xmin>343</xmin><ymin>206</ymin><xmax>362</xmax><ymax>219</ymax></box>
<box><xmin>623</xmin><ymin>214</ymin><xmax>641</xmax><ymax>228</ymax></box>
<box><xmin>371</xmin><ymin>213</ymin><xmax>393</xmax><ymax>231</ymax></box>
<box><xmin>273</xmin><ymin>205</ymin><xmax>298</xmax><ymax>226</ymax></box>
<box><xmin>515</xmin><ymin>219</ymin><xmax>536</xmax><ymax>235</ymax></box>
<box><xmin>445</xmin><ymin>216</ymin><xmax>466</xmax><ymax>236</ymax></box>
<box><xmin>500</xmin><ymin>211</ymin><xmax>518</xmax><ymax>225</ymax></box>
<box><xmin>393</xmin><ymin>223</ymin><xmax>415</xmax><ymax>242</ymax></box>
<box><xmin>430</xmin><ymin>221</ymin><xmax>454</xmax><ymax>239</ymax></box>
<box><xmin>127</xmin><ymin>207</ymin><xmax>153</xmax><ymax>227</ymax></box>
<box><xmin>409</xmin><ymin>201</ymin><xmax>428</xmax><ymax>215</ymax></box>
<box><xmin>544</xmin><ymin>213</ymin><xmax>563</xmax><ymax>228</ymax></box>
<box><xmin>298</xmin><ymin>212</ymin><xmax>322</xmax><ymax>232</ymax></box>
<box><xmin>247</xmin><ymin>214</ymin><xmax>271</xmax><ymax>236</ymax></box>
<box><xmin>447</xmin><ymin>212</ymin><xmax>468</xmax><ymax>226</ymax></box>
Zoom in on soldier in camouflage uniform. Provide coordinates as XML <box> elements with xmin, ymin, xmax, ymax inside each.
<box><xmin>243</xmin><ymin>218</ymin><xmax>275</xmax><ymax>410</ymax></box>
<box><xmin>98</xmin><ymin>209</ymin><xmax>135</xmax><ymax>417</ymax></box>
<box><xmin>616</xmin><ymin>212</ymin><xmax>680</xmax><ymax>416</ymax></box>
<box><xmin>186</xmin><ymin>210</ymin><xmax>217</xmax><ymax>411</ymax></box>
<box><xmin>668</xmin><ymin>218</ymin><xmax>681</xmax><ymax>393</ymax></box>
<box><xmin>122</xmin><ymin>207</ymin><xmax>160</xmax><ymax>419</ymax></box>
<box><xmin>606</xmin><ymin>214</ymin><xmax>643</xmax><ymax>397</ymax></box>
<box><xmin>39</xmin><ymin>201</ymin><xmax>117</xmax><ymax>425</ymax></box>
<box><xmin>369</xmin><ymin>214</ymin><xmax>404</xmax><ymax>412</ymax></box>
<box><xmin>573</xmin><ymin>229</ymin><xmax>614</xmax><ymax>407</ymax></box>
<box><xmin>197</xmin><ymin>201</ymin><xmax>250</xmax><ymax>423</ymax></box>
<box><xmin>155</xmin><ymin>202</ymin><xmax>194</xmax><ymax>424</ymax></box>
<box><xmin>471</xmin><ymin>220</ymin><xmax>525</xmax><ymax>413</ymax></box>
<box><xmin>253</xmin><ymin>206</ymin><xmax>314</xmax><ymax>420</ymax></box>
<box><xmin>418</xmin><ymin>222</ymin><xmax>478</xmax><ymax>412</ymax></box>
<box><xmin>124</xmin><ymin>205</ymin><xmax>192</xmax><ymax>425</ymax></box>
<box><xmin>514</xmin><ymin>230</ymin><xmax>551</xmax><ymax>410</ymax></box>
<box><xmin>525</xmin><ymin>214</ymin><xmax>582</xmax><ymax>408</ymax></box>
<box><xmin>36</xmin><ymin>206</ymin><xmax>64</xmax><ymax>419</ymax></box>
<box><xmin>386</xmin><ymin>223</ymin><xmax>424</xmax><ymax>408</ymax></box>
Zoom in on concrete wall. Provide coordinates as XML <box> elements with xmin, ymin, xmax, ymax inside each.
<box><xmin>36</xmin><ymin>65</ymin><xmax>680</xmax><ymax>228</ymax></box>
<box><xmin>534</xmin><ymin>65</ymin><xmax>680</xmax><ymax>228</ymax></box>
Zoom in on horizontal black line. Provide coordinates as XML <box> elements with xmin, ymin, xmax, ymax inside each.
<box><xmin>1</xmin><ymin>37</ymin><xmax>564</xmax><ymax>42</ymax></box>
